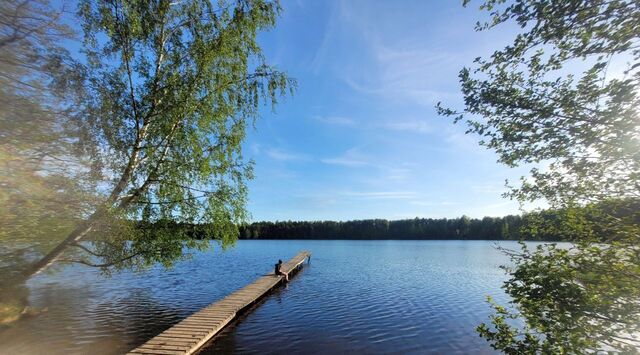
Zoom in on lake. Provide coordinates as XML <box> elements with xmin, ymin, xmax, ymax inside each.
<box><xmin>0</xmin><ymin>240</ymin><xmax>523</xmax><ymax>354</ymax></box>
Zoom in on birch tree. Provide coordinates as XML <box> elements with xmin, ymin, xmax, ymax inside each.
<box><xmin>439</xmin><ymin>0</ymin><xmax>640</xmax><ymax>352</ymax></box>
<box><xmin>25</xmin><ymin>0</ymin><xmax>293</xmax><ymax>275</ymax></box>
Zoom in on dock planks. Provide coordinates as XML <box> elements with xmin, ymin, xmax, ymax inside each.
<box><xmin>127</xmin><ymin>251</ymin><xmax>311</xmax><ymax>355</ymax></box>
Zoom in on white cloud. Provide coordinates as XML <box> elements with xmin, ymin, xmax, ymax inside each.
<box><xmin>310</xmin><ymin>1</ymin><xmax>342</xmax><ymax>73</ymax></box>
<box><xmin>324</xmin><ymin>1</ymin><xmax>462</xmax><ymax>107</ymax></box>
<box><xmin>321</xmin><ymin>147</ymin><xmax>372</xmax><ymax>168</ymax></box>
<box><xmin>265</xmin><ymin>148</ymin><xmax>310</xmax><ymax>162</ymax></box>
<box><xmin>321</xmin><ymin>150</ymin><xmax>414</xmax><ymax>184</ymax></box>
<box><xmin>384</xmin><ymin>167</ymin><xmax>412</xmax><ymax>181</ymax></box>
<box><xmin>313</xmin><ymin>115</ymin><xmax>356</xmax><ymax>126</ymax></box>
<box><xmin>341</xmin><ymin>191</ymin><xmax>417</xmax><ymax>200</ymax></box>
<box><xmin>410</xmin><ymin>200</ymin><xmax>459</xmax><ymax>206</ymax></box>
<box><xmin>321</xmin><ymin>157</ymin><xmax>369</xmax><ymax>167</ymax></box>
<box><xmin>343</xmin><ymin>65</ymin><xmax>455</xmax><ymax>108</ymax></box>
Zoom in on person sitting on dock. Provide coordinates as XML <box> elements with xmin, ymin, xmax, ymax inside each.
<box><xmin>274</xmin><ymin>259</ymin><xmax>289</xmax><ymax>281</ymax></box>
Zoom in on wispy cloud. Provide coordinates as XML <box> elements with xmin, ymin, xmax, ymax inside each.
<box><xmin>382</xmin><ymin>119</ymin><xmax>431</xmax><ymax>134</ymax></box>
<box><xmin>244</xmin><ymin>1</ymin><xmax>530</xmax><ymax>221</ymax></box>
<box><xmin>341</xmin><ymin>191</ymin><xmax>417</xmax><ymax>200</ymax></box>
<box><xmin>265</xmin><ymin>148</ymin><xmax>310</xmax><ymax>162</ymax></box>
<box><xmin>313</xmin><ymin>115</ymin><xmax>356</xmax><ymax>126</ymax></box>
<box><xmin>343</xmin><ymin>62</ymin><xmax>454</xmax><ymax>108</ymax></box>
<box><xmin>329</xmin><ymin>1</ymin><xmax>461</xmax><ymax>107</ymax></box>
<box><xmin>321</xmin><ymin>157</ymin><xmax>369</xmax><ymax>167</ymax></box>
<box><xmin>310</xmin><ymin>1</ymin><xmax>342</xmax><ymax>73</ymax></box>
<box><xmin>410</xmin><ymin>200</ymin><xmax>459</xmax><ymax>206</ymax></box>
<box><xmin>250</xmin><ymin>143</ymin><xmax>262</xmax><ymax>155</ymax></box>
<box><xmin>321</xmin><ymin>147</ymin><xmax>371</xmax><ymax>167</ymax></box>
<box><xmin>321</xmin><ymin>150</ymin><xmax>416</xmax><ymax>185</ymax></box>
<box><xmin>384</xmin><ymin>167</ymin><xmax>412</xmax><ymax>181</ymax></box>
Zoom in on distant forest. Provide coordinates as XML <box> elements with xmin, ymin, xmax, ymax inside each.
<box><xmin>234</xmin><ymin>199</ymin><xmax>640</xmax><ymax>241</ymax></box>
<box><xmin>237</xmin><ymin>215</ymin><xmax>544</xmax><ymax>241</ymax></box>
<box><xmin>140</xmin><ymin>200</ymin><xmax>629</xmax><ymax>242</ymax></box>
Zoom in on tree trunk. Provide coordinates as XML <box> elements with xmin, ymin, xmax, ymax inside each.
<box><xmin>23</xmin><ymin>209</ymin><xmax>104</xmax><ymax>278</ymax></box>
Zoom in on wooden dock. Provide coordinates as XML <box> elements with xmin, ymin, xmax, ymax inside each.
<box><xmin>127</xmin><ymin>251</ymin><xmax>311</xmax><ymax>355</ymax></box>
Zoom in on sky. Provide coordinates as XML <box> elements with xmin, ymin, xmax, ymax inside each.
<box><xmin>243</xmin><ymin>0</ymin><xmax>535</xmax><ymax>221</ymax></box>
<box><xmin>52</xmin><ymin>0</ymin><xmax>540</xmax><ymax>222</ymax></box>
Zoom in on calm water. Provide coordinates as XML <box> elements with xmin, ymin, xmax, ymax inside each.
<box><xmin>0</xmin><ymin>240</ymin><xmax>522</xmax><ymax>354</ymax></box>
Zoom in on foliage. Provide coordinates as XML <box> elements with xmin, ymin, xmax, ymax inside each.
<box><xmin>440</xmin><ymin>0</ymin><xmax>640</xmax><ymax>352</ymax></box>
<box><xmin>479</xmin><ymin>242</ymin><xmax>640</xmax><ymax>354</ymax></box>
<box><xmin>0</xmin><ymin>0</ymin><xmax>98</xmax><ymax>280</ymax></box>
<box><xmin>236</xmin><ymin>201</ymin><xmax>638</xmax><ymax>242</ymax></box>
<box><xmin>0</xmin><ymin>0</ymin><xmax>293</xmax><ymax>280</ymax></box>
<box><xmin>441</xmin><ymin>0</ymin><xmax>639</xmax><ymax>206</ymax></box>
<box><xmin>60</xmin><ymin>0</ymin><xmax>294</xmax><ymax>272</ymax></box>
<box><xmin>237</xmin><ymin>215</ymin><xmax>526</xmax><ymax>240</ymax></box>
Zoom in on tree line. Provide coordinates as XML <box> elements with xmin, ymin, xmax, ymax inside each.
<box><xmin>236</xmin><ymin>215</ymin><xmax>529</xmax><ymax>240</ymax></box>
<box><xmin>171</xmin><ymin>199</ymin><xmax>634</xmax><ymax>242</ymax></box>
<box><xmin>133</xmin><ymin>198</ymin><xmax>639</xmax><ymax>242</ymax></box>
<box><xmin>235</xmin><ymin>199</ymin><xmax>638</xmax><ymax>241</ymax></box>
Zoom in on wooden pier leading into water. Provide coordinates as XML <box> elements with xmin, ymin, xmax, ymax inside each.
<box><xmin>127</xmin><ymin>251</ymin><xmax>311</xmax><ymax>355</ymax></box>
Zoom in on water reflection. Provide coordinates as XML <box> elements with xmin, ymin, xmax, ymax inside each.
<box><xmin>0</xmin><ymin>282</ymin><xmax>29</xmax><ymax>326</ymax></box>
<box><xmin>0</xmin><ymin>240</ymin><xmax>527</xmax><ymax>354</ymax></box>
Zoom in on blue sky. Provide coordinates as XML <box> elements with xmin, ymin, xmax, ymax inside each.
<box><xmin>54</xmin><ymin>0</ymin><xmax>538</xmax><ymax>221</ymax></box>
<box><xmin>244</xmin><ymin>1</ymin><xmax>534</xmax><ymax>221</ymax></box>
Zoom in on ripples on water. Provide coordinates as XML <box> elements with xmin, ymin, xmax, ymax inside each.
<box><xmin>0</xmin><ymin>240</ymin><xmax>523</xmax><ymax>354</ymax></box>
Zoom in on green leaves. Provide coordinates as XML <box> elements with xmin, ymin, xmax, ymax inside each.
<box><xmin>70</xmin><ymin>0</ymin><xmax>294</xmax><ymax>271</ymax></box>
<box><xmin>440</xmin><ymin>0</ymin><xmax>639</xmax><ymax>206</ymax></box>
<box><xmin>0</xmin><ymin>0</ymin><xmax>100</xmax><ymax>281</ymax></box>
<box><xmin>480</xmin><ymin>241</ymin><xmax>640</xmax><ymax>353</ymax></box>
<box><xmin>441</xmin><ymin>0</ymin><xmax>640</xmax><ymax>352</ymax></box>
